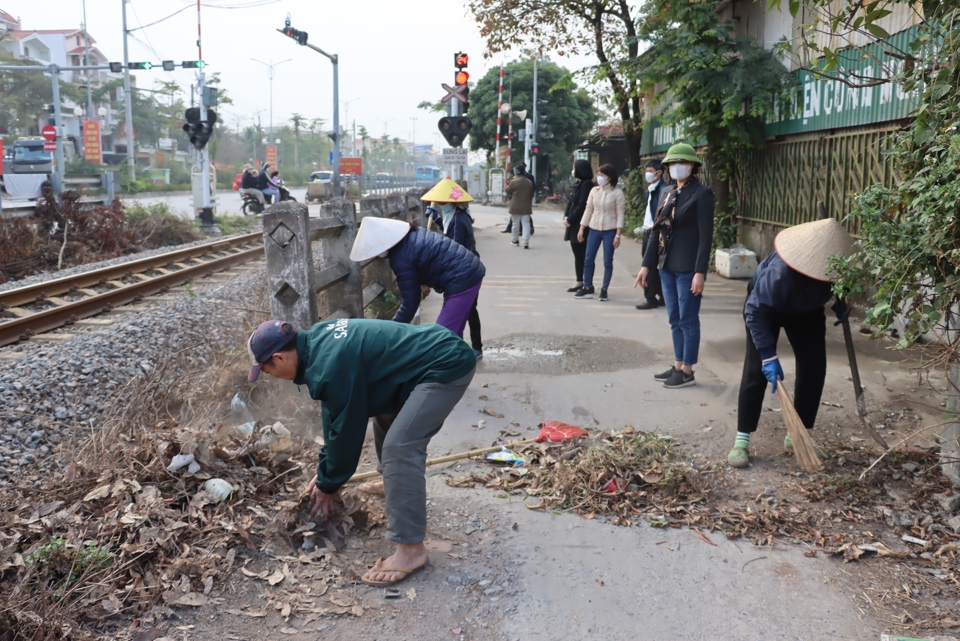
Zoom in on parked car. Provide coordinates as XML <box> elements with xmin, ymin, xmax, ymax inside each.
<box><xmin>10</xmin><ymin>138</ymin><xmax>53</xmax><ymax>174</ymax></box>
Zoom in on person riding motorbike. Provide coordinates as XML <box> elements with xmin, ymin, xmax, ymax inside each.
<box><xmin>270</xmin><ymin>170</ymin><xmax>294</xmax><ymax>202</ymax></box>
<box><xmin>259</xmin><ymin>163</ymin><xmax>280</xmax><ymax>204</ymax></box>
<box><xmin>239</xmin><ymin>164</ymin><xmax>266</xmax><ymax>205</ymax></box>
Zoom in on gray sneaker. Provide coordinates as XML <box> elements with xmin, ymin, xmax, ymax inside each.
<box><xmin>663</xmin><ymin>369</ymin><xmax>696</xmax><ymax>388</ymax></box>
<box><xmin>653</xmin><ymin>366</ymin><xmax>677</xmax><ymax>381</ymax></box>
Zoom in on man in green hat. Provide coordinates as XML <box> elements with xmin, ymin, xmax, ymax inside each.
<box><xmin>636</xmin><ymin>142</ymin><xmax>714</xmax><ymax>389</ymax></box>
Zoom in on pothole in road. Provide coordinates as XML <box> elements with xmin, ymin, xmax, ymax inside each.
<box><xmin>480</xmin><ymin>334</ymin><xmax>655</xmax><ymax>374</ymax></box>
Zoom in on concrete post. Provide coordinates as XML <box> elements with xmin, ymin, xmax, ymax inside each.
<box><xmin>316</xmin><ymin>198</ymin><xmax>363</xmax><ymax>319</ymax></box>
<box><xmin>262</xmin><ymin>201</ymin><xmax>318</xmax><ymax>329</ymax></box>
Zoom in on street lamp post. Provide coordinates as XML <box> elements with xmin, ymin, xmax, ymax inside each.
<box><xmin>341</xmin><ymin>97</ymin><xmax>360</xmax><ymax>155</ymax></box>
<box><xmin>250</xmin><ymin>58</ymin><xmax>292</xmax><ymax>138</ymax></box>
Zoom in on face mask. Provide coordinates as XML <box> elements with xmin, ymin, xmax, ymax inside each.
<box><xmin>669</xmin><ymin>164</ymin><xmax>692</xmax><ymax>181</ymax></box>
<box><xmin>645</xmin><ymin>171</ymin><xmax>657</xmax><ymax>183</ymax></box>
<box><xmin>440</xmin><ymin>204</ymin><xmax>454</xmax><ymax>215</ymax></box>
<box><xmin>597</xmin><ymin>175</ymin><xmax>608</xmax><ymax>186</ymax></box>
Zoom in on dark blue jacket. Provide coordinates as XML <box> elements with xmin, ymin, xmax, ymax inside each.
<box><xmin>389</xmin><ymin>226</ymin><xmax>485</xmax><ymax>324</ymax></box>
<box><xmin>444</xmin><ymin>208</ymin><xmax>478</xmax><ymax>257</ymax></box>
<box><xmin>744</xmin><ymin>251</ymin><xmax>834</xmax><ymax>360</ymax></box>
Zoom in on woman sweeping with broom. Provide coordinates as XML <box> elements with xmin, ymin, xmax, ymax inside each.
<box><xmin>728</xmin><ymin>218</ymin><xmax>855</xmax><ymax>468</ymax></box>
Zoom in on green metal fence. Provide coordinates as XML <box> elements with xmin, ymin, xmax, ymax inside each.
<box><xmin>733</xmin><ymin>124</ymin><xmax>902</xmax><ymax>234</ymax></box>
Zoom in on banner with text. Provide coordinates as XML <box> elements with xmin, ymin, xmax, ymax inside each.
<box><xmin>82</xmin><ymin>120</ymin><xmax>102</xmax><ymax>164</ymax></box>
<box><xmin>265</xmin><ymin>145</ymin><xmax>277</xmax><ymax>168</ymax></box>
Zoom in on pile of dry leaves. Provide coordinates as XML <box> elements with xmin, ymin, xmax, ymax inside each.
<box><xmin>0</xmin><ymin>351</ymin><xmax>383</xmax><ymax>640</ymax></box>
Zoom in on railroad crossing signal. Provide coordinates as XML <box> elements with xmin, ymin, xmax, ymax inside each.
<box><xmin>438</xmin><ymin>116</ymin><xmax>472</xmax><ymax>148</ymax></box>
<box><xmin>455</xmin><ymin>52</ymin><xmax>468</xmax><ymax>69</ymax></box>
<box><xmin>440</xmin><ymin>82</ymin><xmax>469</xmax><ymax>105</ymax></box>
<box><xmin>183</xmin><ymin>107</ymin><xmax>217</xmax><ymax>151</ymax></box>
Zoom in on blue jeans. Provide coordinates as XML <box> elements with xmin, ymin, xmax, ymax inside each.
<box><xmin>660</xmin><ymin>269</ymin><xmax>703</xmax><ymax>367</ymax></box>
<box><xmin>582</xmin><ymin>228</ymin><xmax>617</xmax><ymax>290</ymax></box>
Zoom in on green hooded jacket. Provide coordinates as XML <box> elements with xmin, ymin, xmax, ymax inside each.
<box><xmin>293</xmin><ymin>319</ymin><xmax>476</xmax><ymax>493</ymax></box>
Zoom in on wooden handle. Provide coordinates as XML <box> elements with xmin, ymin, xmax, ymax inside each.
<box><xmin>346</xmin><ymin>438</ymin><xmax>539</xmax><ymax>484</ymax></box>
<box><xmin>840</xmin><ymin>318</ymin><xmax>889</xmax><ymax>449</ymax></box>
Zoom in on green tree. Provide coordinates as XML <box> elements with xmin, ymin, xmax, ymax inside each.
<box><xmin>469</xmin><ymin>58</ymin><xmax>597</xmax><ymax>181</ymax></box>
<box><xmin>468</xmin><ymin>0</ymin><xmax>644</xmax><ymax>168</ymax></box>
<box><xmin>636</xmin><ymin>0</ymin><xmax>797</xmax><ymax>246</ymax></box>
<box><xmin>0</xmin><ymin>48</ymin><xmax>82</xmax><ymax>137</ymax></box>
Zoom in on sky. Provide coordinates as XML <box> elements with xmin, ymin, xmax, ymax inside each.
<box><xmin>7</xmin><ymin>0</ymin><xmax>599</xmax><ymax>149</ymax></box>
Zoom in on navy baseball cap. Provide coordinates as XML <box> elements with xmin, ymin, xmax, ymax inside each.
<box><xmin>247</xmin><ymin>320</ymin><xmax>297</xmax><ymax>382</ymax></box>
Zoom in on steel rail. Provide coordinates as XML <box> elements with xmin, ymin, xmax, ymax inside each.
<box><xmin>0</xmin><ymin>244</ymin><xmax>264</xmax><ymax>348</ymax></box>
<box><xmin>0</xmin><ymin>232</ymin><xmax>263</xmax><ymax>309</ymax></box>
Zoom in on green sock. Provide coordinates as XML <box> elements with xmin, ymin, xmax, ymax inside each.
<box><xmin>734</xmin><ymin>432</ymin><xmax>751</xmax><ymax>449</ymax></box>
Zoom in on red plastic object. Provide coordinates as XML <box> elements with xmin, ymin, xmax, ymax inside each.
<box><xmin>535</xmin><ymin>421</ymin><xmax>589</xmax><ymax>443</ymax></box>
<box><xmin>601</xmin><ymin>478</ymin><xmax>619</xmax><ymax>493</ymax></box>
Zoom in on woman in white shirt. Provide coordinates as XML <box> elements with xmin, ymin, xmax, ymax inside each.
<box><xmin>574</xmin><ymin>164</ymin><xmax>627</xmax><ymax>302</ymax></box>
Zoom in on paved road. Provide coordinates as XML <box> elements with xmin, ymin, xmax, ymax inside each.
<box><xmin>414</xmin><ymin>203</ymin><xmax>896</xmax><ymax>639</ymax></box>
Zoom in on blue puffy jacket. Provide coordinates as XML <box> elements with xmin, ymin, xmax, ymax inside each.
<box><xmin>389</xmin><ymin>226</ymin><xmax>485</xmax><ymax>324</ymax></box>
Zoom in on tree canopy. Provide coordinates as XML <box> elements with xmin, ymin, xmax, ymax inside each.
<box><xmin>468</xmin><ymin>58</ymin><xmax>597</xmax><ymax>176</ymax></box>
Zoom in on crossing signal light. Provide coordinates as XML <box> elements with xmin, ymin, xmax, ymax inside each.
<box><xmin>129</xmin><ymin>62</ymin><xmax>153</xmax><ymax>70</ymax></box>
<box><xmin>280</xmin><ymin>25</ymin><xmax>308</xmax><ymax>45</ymax></box>
<box><xmin>183</xmin><ymin>107</ymin><xmax>217</xmax><ymax>151</ymax></box>
<box><xmin>454</xmin><ymin>52</ymin><xmax>468</xmax><ymax>69</ymax></box>
<box><xmin>454</xmin><ymin>68</ymin><xmax>470</xmax><ymax>114</ymax></box>
<box><xmin>181</xmin><ymin>60</ymin><xmax>206</xmax><ymax>69</ymax></box>
<box><xmin>109</xmin><ymin>62</ymin><xmax>123</xmax><ymax>73</ymax></box>
<box><xmin>455</xmin><ymin>71</ymin><xmax>469</xmax><ymax>85</ymax></box>
<box><xmin>531</xmin><ymin>143</ymin><xmax>540</xmax><ymax>155</ymax></box>
<box><xmin>438</xmin><ymin>116</ymin><xmax>472</xmax><ymax>147</ymax></box>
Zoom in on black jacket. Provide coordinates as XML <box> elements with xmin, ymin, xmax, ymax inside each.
<box><xmin>389</xmin><ymin>227</ymin><xmax>485</xmax><ymax>324</ymax></box>
<box><xmin>240</xmin><ymin>171</ymin><xmax>258</xmax><ymax>190</ymax></box>
<box><xmin>642</xmin><ymin>176</ymin><xmax>714</xmax><ymax>274</ymax></box>
<box><xmin>256</xmin><ymin>171</ymin><xmax>271</xmax><ymax>190</ymax></box>
<box><xmin>563</xmin><ymin>179</ymin><xmax>593</xmax><ymax>243</ymax></box>
<box><xmin>444</xmin><ymin>208</ymin><xmax>478</xmax><ymax>257</ymax></box>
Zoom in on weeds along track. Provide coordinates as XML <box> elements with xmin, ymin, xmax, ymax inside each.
<box><xmin>0</xmin><ymin>232</ymin><xmax>264</xmax><ymax>347</ymax></box>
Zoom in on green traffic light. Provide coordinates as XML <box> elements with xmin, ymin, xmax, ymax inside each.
<box><xmin>143</xmin><ymin>62</ymin><xmax>153</xmax><ymax>70</ymax></box>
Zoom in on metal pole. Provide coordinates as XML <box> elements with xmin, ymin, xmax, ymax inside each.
<box><xmin>82</xmin><ymin>0</ymin><xmax>93</xmax><ymax>122</ymax></box>
<box><xmin>495</xmin><ymin>66</ymin><xmax>503</xmax><ymax>171</ymax></box>
<box><xmin>332</xmin><ymin>55</ymin><xmax>340</xmax><ymax>197</ymax></box>
<box><xmin>531</xmin><ymin>55</ymin><xmax>538</xmax><ymax>188</ymax></box>
<box><xmin>121</xmin><ymin>0</ymin><xmax>135</xmax><ymax>180</ymax></box>
<box><xmin>50</xmin><ymin>65</ymin><xmax>65</xmax><ymax>195</ymax></box>
<box><xmin>524</xmin><ymin>117</ymin><xmax>532</xmax><ymax>168</ymax></box>
<box><xmin>269</xmin><ymin>67</ymin><xmax>273</xmax><ymax>136</ymax></box>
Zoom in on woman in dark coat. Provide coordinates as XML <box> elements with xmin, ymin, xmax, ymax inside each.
<box><xmin>562</xmin><ymin>159</ymin><xmax>594</xmax><ymax>292</ymax></box>
<box><xmin>441</xmin><ymin>202</ymin><xmax>483</xmax><ymax>359</ymax></box>
<box><xmin>350</xmin><ymin>179</ymin><xmax>485</xmax><ymax>339</ymax></box>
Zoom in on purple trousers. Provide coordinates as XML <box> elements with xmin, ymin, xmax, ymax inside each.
<box><xmin>435</xmin><ymin>281</ymin><xmax>482</xmax><ymax>338</ymax></box>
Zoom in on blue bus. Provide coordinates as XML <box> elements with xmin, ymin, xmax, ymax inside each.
<box><xmin>415</xmin><ymin>166</ymin><xmax>443</xmax><ymax>180</ymax></box>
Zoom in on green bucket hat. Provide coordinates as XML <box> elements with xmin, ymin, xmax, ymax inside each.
<box><xmin>662</xmin><ymin>143</ymin><xmax>701</xmax><ymax>165</ymax></box>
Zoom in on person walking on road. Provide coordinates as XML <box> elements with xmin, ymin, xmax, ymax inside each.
<box><xmin>502</xmin><ymin>163</ymin><xmax>535</xmax><ymax>235</ymax></box>
<box><xmin>505</xmin><ymin>165</ymin><xmax>534</xmax><ymax>248</ymax></box>
<box><xmin>728</xmin><ymin>218</ymin><xmax>854</xmax><ymax>468</ymax></box>
<box><xmin>351</xmin><ymin>179</ymin><xmax>485</xmax><ymax>338</ymax></box>
<box><xmin>575</xmin><ymin>164</ymin><xmax>626</xmax><ymax>302</ymax></box>
<box><xmin>635</xmin><ymin>143</ymin><xmax>714</xmax><ymax>389</ymax></box>
<box><xmin>247</xmin><ymin>318</ymin><xmax>476</xmax><ymax>586</ymax></box>
<box><xmin>636</xmin><ymin>159</ymin><xmax>668</xmax><ymax>310</ymax></box>
<box><xmin>429</xmin><ymin>182</ymin><xmax>484</xmax><ymax>360</ymax></box>
<box><xmin>562</xmin><ymin>159</ymin><xmax>595</xmax><ymax>293</ymax></box>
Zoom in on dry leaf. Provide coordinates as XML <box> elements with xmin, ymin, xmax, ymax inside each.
<box><xmin>83</xmin><ymin>485</ymin><xmax>112</xmax><ymax>502</ymax></box>
<box><xmin>406</xmin><ymin>588</ymin><xmax>417</xmax><ymax>601</ymax></box>
<box><xmin>241</xmin><ymin>566</ymin><xmax>269</xmax><ymax>579</ymax></box>
<box><xmin>225</xmin><ymin>609</ymin><xmax>266</xmax><ymax>618</ymax></box>
<box><xmin>267</xmin><ymin>569</ymin><xmax>285</xmax><ymax>585</ymax></box>
<box><xmin>173</xmin><ymin>592</ymin><xmax>210</xmax><ymax>607</ymax></box>
<box><xmin>281</xmin><ymin>603</ymin><xmax>291</xmax><ymax>618</ymax></box>
<box><xmin>480</xmin><ymin>407</ymin><xmax>504</xmax><ymax>418</ymax></box>
<box><xmin>280</xmin><ymin>628</ymin><xmax>299</xmax><ymax>635</ymax></box>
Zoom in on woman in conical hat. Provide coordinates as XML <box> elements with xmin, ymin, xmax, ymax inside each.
<box><xmin>728</xmin><ymin>217</ymin><xmax>855</xmax><ymax>469</ymax></box>
<box><xmin>350</xmin><ymin>178</ymin><xmax>484</xmax><ymax>341</ymax></box>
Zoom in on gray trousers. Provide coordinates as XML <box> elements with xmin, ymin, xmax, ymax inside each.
<box><xmin>373</xmin><ymin>367</ymin><xmax>475</xmax><ymax>544</ymax></box>
<box><xmin>510</xmin><ymin>214</ymin><xmax>531</xmax><ymax>244</ymax></box>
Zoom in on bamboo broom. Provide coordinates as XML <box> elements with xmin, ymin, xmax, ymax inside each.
<box><xmin>776</xmin><ymin>384</ymin><xmax>824</xmax><ymax>473</ymax></box>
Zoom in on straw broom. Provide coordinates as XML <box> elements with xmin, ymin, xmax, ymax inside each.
<box><xmin>776</xmin><ymin>384</ymin><xmax>823</xmax><ymax>473</ymax></box>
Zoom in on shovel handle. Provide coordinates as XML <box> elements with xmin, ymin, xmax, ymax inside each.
<box><xmin>840</xmin><ymin>317</ymin><xmax>890</xmax><ymax>449</ymax></box>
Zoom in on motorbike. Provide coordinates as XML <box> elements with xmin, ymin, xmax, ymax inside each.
<box><xmin>241</xmin><ymin>192</ymin><xmax>265</xmax><ymax>216</ymax></box>
<box><xmin>277</xmin><ymin>180</ymin><xmax>297</xmax><ymax>203</ymax></box>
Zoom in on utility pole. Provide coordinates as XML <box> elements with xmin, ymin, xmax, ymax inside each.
<box><xmin>531</xmin><ymin>54</ymin><xmax>538</xmax><ymax>188</ymax></box>
<box><xmin>251</xmin><ymin>58</ymin><xmax>292</xmax><ymax>137</ymax></box>
<box><xmin>82</xmin><ymin>0</ymin><xmax>93</xmax><ymax>121</ymax></box>
<box><xmin>196</xmin><ymin>0</ymin><xmax>213</xmax><ymax>227</ymax></box>
<box><xmin>121</xmin><ymin>0</ymin><xmax>135</xmax><ymax>180</ymax></box>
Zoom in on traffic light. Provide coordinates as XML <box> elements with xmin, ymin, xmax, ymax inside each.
<box><xmin>279</xmin><ymin>24</ymin><xmax>308</xmax><ymax>45</ymax></box>
<box><xmin>438</xmin><ymin>116</ymin><xmax>472</xmax><ymax>147</ymax></box>
<box><xmin>182</xmin><ymin>60</ymin><xmax>206</xmax><ymax>69</ymax></box>
<box><xmin>537</xmin><ymin>114</ymin><xmax>548</xmax><ymax>137</ymax></box>
<box><xmin>129</xmin><ymin>62</ymin><xmax>153</xmax><ymax>70</ymax></box>
<box><xmin>162</xmin><ymin>60</ymin><xmax>175</xmax><ymax>71</ymax></box>
<box><xmin>531</xmin><ymin>143</ymin><xmax>540</xmax><ymax>156</ymax></box>
<box><xmin>454</xmin><ymin>52</ymin><xmax>469</xmax><ymax>114</ymax></box>
<box><xmin>183</xmin><ymin>108</ymin><xmax>217</xmax><ymax>151</ymax></box>
<box><xmin>109</xmin><ymin>62</ymin><xmax>123</xmax><ymax>73</ymax></box>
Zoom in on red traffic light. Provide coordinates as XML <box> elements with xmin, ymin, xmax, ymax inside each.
<box><xmin>455</xmin><ymin>52</ymin><xmax>469</xmax><ymax>69</ymax></box>
<box><xmin>455</xmin><ymin>71</ymin><xmax>469</xmax><ymax>85</ymax></box>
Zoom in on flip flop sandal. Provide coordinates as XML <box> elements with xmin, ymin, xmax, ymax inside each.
<box><xmin>357</xmin><ymin>480</ymin><xmax>385</xmax><ymax>496</ymax></box>
<box><xmin>360</xmin><ymin>556</ymin><xmax>427</xmax><ymax>587</ymax></box>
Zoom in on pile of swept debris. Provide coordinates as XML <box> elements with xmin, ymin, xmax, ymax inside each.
<box><xmin>0</xmin><ymin>355</ymin><xmax>383</xmax><ymax>640</ymax></box>
<box><xmin>451</xmin><ymin>425</ymin><xmax>960</xmax><ymax>633</ymax></box>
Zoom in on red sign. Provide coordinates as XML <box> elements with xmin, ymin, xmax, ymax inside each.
<box><xmin>340</xmin><ymin>157</ymin><xmax>363</xmax><ymax>175</ymax></box>
<box><xmin>82</xmin><ymin>120</ymin><xmax>102</xmax><ymax>164</ymax></box>
<box><xmin>265</xmin><ymin>145</ymin><xmax>277</xmax><ymax>168</ymax></box>
<box><xmin>44</xmin><ymin>141</ymin><xmax>57</xmax><ymax>152</ymax></box>
<box><xmin>41</xmin><ymin>124</ymin><xmax>57</xmax><ymax>141</ymax></box>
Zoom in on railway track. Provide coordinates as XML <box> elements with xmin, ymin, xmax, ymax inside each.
<box><xmin>0</xmin><ymin>232</ymin><xmax>264</xmax><ymax>348</ymax></box>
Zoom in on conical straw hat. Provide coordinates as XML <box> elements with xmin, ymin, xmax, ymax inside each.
<box><xmin>774</xmin><ymin>218</ymin><xmax>855</xmax><ymax>282</ymax></box>
<box><xmin>349</xmin><ymin>217</ymin><xmax>410</xmax><ymax>262</ymax></box>
<box><xmin>421</xmin><ymin>178</ymin><xmax>474</xmax><ymax>203</ymax></box>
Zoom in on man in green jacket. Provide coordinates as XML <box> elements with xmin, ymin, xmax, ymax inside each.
<box><xmin>247</xmin><ymin>318</ymin><xmax>476</xmax><ymax>586</ymax></box>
